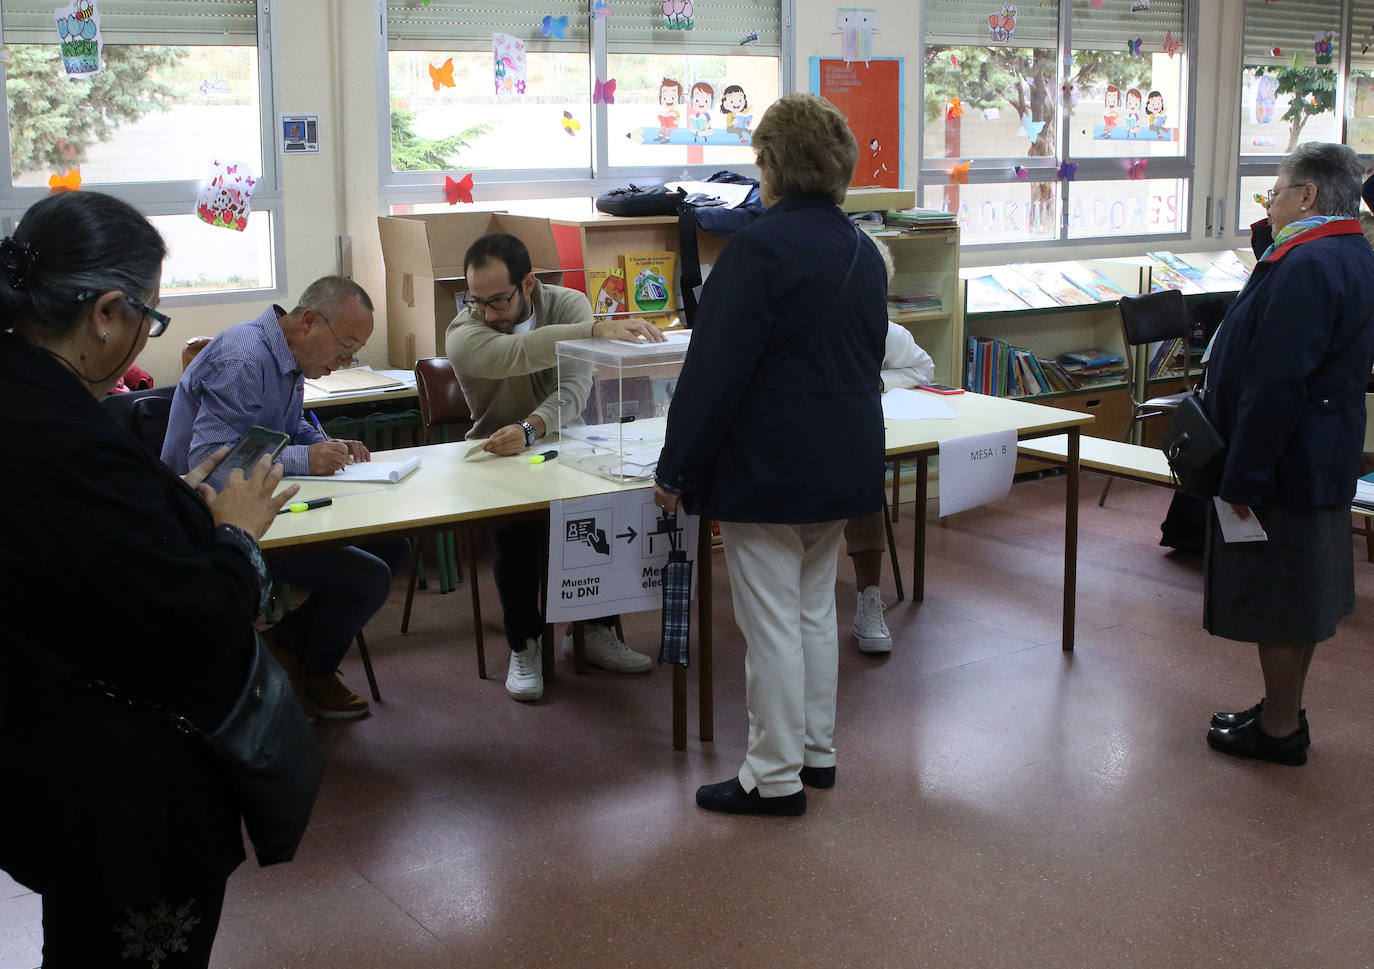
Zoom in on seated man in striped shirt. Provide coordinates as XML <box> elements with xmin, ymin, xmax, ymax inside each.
<box><xmin>162</xmin><ymin>276</ymin><xmax>409</xmax><ymax>720</ymax></box>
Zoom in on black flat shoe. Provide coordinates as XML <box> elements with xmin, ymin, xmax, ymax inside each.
<box><xmin>1207</xmin><ymin>719</ymin><xmax>1307</xmax><ymax>766</ymax></box>
<box><xmin>1211</xmin><ymin>699</ymin><xmax>1310</xmax><ymax>746</ymax></box>
<box><xmin>695</xmin><ymin>777</ymin><xmax>806</xmax><ymax>816</ymax></box>
<box><xmin>799</xmin><ymin>766</ymin><xmax>835</xmax><ymax>789</ymax></box>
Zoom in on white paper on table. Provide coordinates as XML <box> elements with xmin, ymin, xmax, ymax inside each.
<box><xmin>610</xmin><ymin>330</ymin><xmax>693</xmax><ymax>349</ymax></box>
<box><xmin>881</xmin><ymin>388</ymin><xmax>959</xmax><ymax>420</ymax></box>
<box><xmin>937</xmin><ymin>430</ymin><xmax>1017</xmax><ymax>517</ymax></box>
<box><xmin>665</xmin><ymin>180</ymin><xmax>753</xmax><ymax>209</ymax></box>
<box><xmin>1212</xmin><ymin>498</ymin><xmax>1269</xmax><ymax>543</ymax></box>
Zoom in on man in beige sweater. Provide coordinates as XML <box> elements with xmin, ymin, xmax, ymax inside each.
<box><xmin>446</xmin><ymin>233</ymin><xmax>663</xmax><ymax>701</ymax></box>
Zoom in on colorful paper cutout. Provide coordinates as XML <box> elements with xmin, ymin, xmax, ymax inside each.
<box><xmin>444</xmin><ymin>173</ymin><xmax>474</xmax><ymax>205</ymax></box>
<box><xmin>1057</xmin><ymin>161</ymin><xmax>1078</xmax><ymax>181</ymax></box>
<box><xmin>1252</xmin><ymin>137</ymin><xmax>1276</xmax><ymax>147</ymax></box>
<box><xmin>1127</xmin><ymin>158</ymin><xmax>1148</xmax><ymax>180</ymax></box>
<box><xmin>988</xmin><ymin>4</ymin><xmax>1016</xmax><ymax>43</ymax></box>
<box><xmin>1013</xmin><ymin>165</ymin><xmax>1028</xmax><ymax>180</ymax></box>
<box><xmin>662</xmin><ymin>0</ymin><xmax>694</xmax><ymax>30</ymax></box>
<box><xmin>1271</xmin><ymin>46</ymin><xmax>1281</xmax><ymax>56</ymax></box>
<box><xmin>429</xmin><ymin>57</ymin><xmax>454</xmax><ymax>91</ymax></box>
<box><xmin>950</xmin><ymin>161</ymin><xmax>972</xmax><ymax>184</ymax></box>
<box><xmin>593</xmin><ymin>77</ymin><xmax>616</xmax><ymax>104</ymax></box>
<box><xmin>541</xmin><ymin>15</ymin><xmax>568</xmax><ymax>38</ymax></box>
<box><xmin>947</xmin><ymin>97</ymin><xmax>963</xmax><ymax>119</ymax></box>
<box><xmin>1017</xmin><ymin>112</ymin><xmax>1046</xmax><ymax>143</ymax></box>
<box><xmin>592</xmin><ymin>0</ymin><xmax>611</xmax><ymax>17</ymax></box>
<box><xmin>982</xmin><ymin>108</ymin><xmax>1000</xmax><ymax>120</ymax></box>
<box><xmin>1162</xmin><ymin>31</ymin><xmax>1180</xmax><ymax>58</ymax></box>
<box><xmin>1127</xmin><ymin>38</ymin><xmax>1143</xmax><ymax>55</ymax></box>
<box><xmin>1130</xmin><ymin>0</ymin><xmax>1149</xmax><ymax>10</ymax></box>
<box><xmin>950</xmin><ymin>53</ymin><xmax>960</xmax><ymax>67</ymax></box>
<box><xmin>721</xmin><ymin>85</ymin><xmax>753</xmax><ymax>143</ymax></box>
<box><xmin>195</xmin><ymin>159</ymin><xmax>256</xmax><ymax>232</ymax></box>
<box><xmin>48</xmin><ymin>169</ymin><xmax>81</xmax><ymax>193</ymax></box>
<box><xmin>53</xmin><ymin>0</ymin><xmax>102</xmax><ymax>78</ymax></box>
<box><xmin>1255</xmin><ymin>74</ymin><xmax>1277</xmax><ymax>123</ymax></box>
<box><xmin>834</xmin><ymin>9</ymin><xmax>880</xmax><ymax>65</ymax></box>
<box><xmin>739</xmin><ymin>29</ymin><xmax>758</xmax><ymax>45</ymax></box>
<box><xmin>1314</xmin><ymin>30</ymin><xmax>1335</xmax><ymax>65</ymax></box>
<box><xmin>1252</xmin><ymin>193</ymin><xmax>1267</xmax><ymax>207</ymax></box>
<box><xmin>562</xmin><ymin>111</ymin><xmax>580</xmax><ymax>135</ymax></box>
<box><xmin>493</xmin><ymin>33</ymin><xmax>527</xmax><ymax>95</ymax></box>
<box><xmin>1091</xmin><ymin>0</ymin><xmax>1103</xmax><ymax>7</ymax></box>
<box><xmin>1061</xmin><ymin>80</ymin><xmax>1079</xmax><ymax>111</ymax></box>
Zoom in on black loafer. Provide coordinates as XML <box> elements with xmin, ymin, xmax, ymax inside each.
<box><xmin>1206</xmin><ymin>719</ymin><xmax>1307</xmax><ymax>766</ymax></box>
<box><xmin>1211</xmin><ymin>699</ymin><xmax>1310</xmax><ymax>746</ymax></box>
<box><xmin>799</xmin><ymin>766</ymin><xmax>835</xmax><ymax>789</ymax></box>
<box><xmin>695</xmin><ymin>777</ymin><xmax>806</xmax><ymax>816</ymax></box>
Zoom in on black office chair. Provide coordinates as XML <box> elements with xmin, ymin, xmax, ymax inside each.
<box><xmin>101</xmin><ymin>385</ymin><xmax>176</xmax><ymax>458</ymax></box>
<box><xmin>1100</xmin><ymin>288</ymin><xmax>1195</xmax><ymax>506</ymax></box>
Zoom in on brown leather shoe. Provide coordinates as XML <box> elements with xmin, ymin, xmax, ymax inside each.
<box><xmin>303</xmin><ymin>672</ymin><xmax>370</xmax><ymax>720</ymax></box>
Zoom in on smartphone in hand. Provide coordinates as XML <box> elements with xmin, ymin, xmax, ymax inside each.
<box><xmin>918</xmin><ymin>383</ymin><xmax>966</xmax><ymax>395</ymax></box>
<box><xmin>204</xmin><ymin>426</ymin><xmax>290</xmax><ymax>492</ymax></box>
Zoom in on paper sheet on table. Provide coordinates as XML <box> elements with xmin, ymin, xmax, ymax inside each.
<box><xmin>287</xmin><ymin>457</ymin><xmax>422</xmax><ymax>483</ymax></box>
<box><xmin>937</xmin><ymin>430</ymin><xmax>1016</xmax><ymax>517</ymax></box>
<box><xmin>1212</xmin><ymin>498</ymin><xmax>1269</xmax><ymax>543</ymax></box>
<box><xmin>881</xmin><ymin>388</ymin><xmax>959</xmax><ymax>420</ymax></box>
<box><xmin>610</xmin><ymin>330</ymin><xmax>692</xmax><ymax>349</ymax></box>
<box><xmin>664</xmin><ymin>180</ymin><xmax>753</xmax><ymax>209</ymax></box>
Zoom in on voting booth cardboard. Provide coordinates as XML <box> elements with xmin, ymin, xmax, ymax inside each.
<box><xmin>377</xmin><ymin>211</ymin><xmax>562</xmax><ymax>367</ymax></box>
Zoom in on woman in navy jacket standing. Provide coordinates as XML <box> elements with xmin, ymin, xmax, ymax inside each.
<box><xmin>653</xmin><ymin>94</ymin><xmax>887</xmax><ymax>815</ymax></box>
<box><xmin>1204</xmin><ymin>142</ymin><xmax>1374</xmax><ymax>765</ymax></box>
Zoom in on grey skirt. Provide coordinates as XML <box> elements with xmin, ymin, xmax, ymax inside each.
<box><xmin>1203</xmin><ymin>503</ymin><xmax>1354</xmax><ymax>644</ymax></box>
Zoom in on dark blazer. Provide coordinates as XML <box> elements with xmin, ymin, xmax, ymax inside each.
<box><xmin>0</xmin><ymin>331</ymin><xmax>258</xmax><ymax>903</ymax></box>
<box><xmin>1205</xmin><ymin>220</ymin><xmax>1374</xmax><ymax>508</ymax></box>
<box><xmin>656</xmin><ymin>194</ymin><xmax>886</xmax><ymax>523</ymax></box>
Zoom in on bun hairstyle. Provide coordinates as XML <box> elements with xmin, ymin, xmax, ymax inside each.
<box><xmin>0</xmin><ymin>191</ymin><xmax>166</xmax><ymax>340</ymax></box>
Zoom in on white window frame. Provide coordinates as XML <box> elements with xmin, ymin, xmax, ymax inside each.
<box><xmin>374</xmin><ymin>0</ymin><xmax>794</xmax><ymax>208</ymax></box>
<box><xmin>0</xmin><ymin>0</ymin><xmax>287</xmax><ymax>306</ymax></box>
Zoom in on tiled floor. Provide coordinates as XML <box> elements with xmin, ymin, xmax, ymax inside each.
<box><xmin>5</xmin><ymin>473</ymin><xmax>1374</xmax><ymax>968</ymax></box>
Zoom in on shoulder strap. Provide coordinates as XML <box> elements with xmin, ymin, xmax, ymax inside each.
<box><xmin>678</xmin><ymin>202</ymin><xmax>702</xmax><ymax>327</ymax></box>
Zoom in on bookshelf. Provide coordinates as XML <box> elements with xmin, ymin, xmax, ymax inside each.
<box><xmin>876</xmin><ymin>224</ymin><xmax>963</xmax><ymax>387</ymax></box>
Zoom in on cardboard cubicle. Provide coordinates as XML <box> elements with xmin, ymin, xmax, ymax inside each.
<box><xmin>377</xmin><ymin>211</ymin><xmax>561</xmax><ymax>368</ymax></box>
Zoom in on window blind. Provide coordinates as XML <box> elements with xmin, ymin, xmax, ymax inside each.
<box><xmin>1242</xmin><ymin>0</ymin><xmax>1343</xmax><ymax>68</ymax></box>
<box><xmin>1070</xmin><ymin>0</ymin><xmax>1184</xmax><ymax>51</ymax></box>
<box><xmin>924</xmin><ymin>0</ymin><xmax>1059</xmax><ymax>49</ymax></box>
<box><xmin>605</xmin><ymin>0</ymin><xmax>781</xmax><ymax>57</ymax></box>
<box><xmin>1348</xmin><ymin>0</ymin><xmax>1374</xmax><ymax>73</ymax></box>
<box><xmin>1</xmin><ymin>0</ymin><xmax>258</xmax><ymax>46</ymax></box>
<box><xmin>386</xmin><ymin>0</ymin><xmax>589</xmax><ymax>54</ymax></box>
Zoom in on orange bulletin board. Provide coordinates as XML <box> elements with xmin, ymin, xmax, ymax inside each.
<box><xmin>810</xmin><ymin>58</ymin><xmax>903</xmax><ymax>189</ymax></box>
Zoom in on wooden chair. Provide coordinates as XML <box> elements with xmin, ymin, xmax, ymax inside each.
<box><xmin>1100</xmin><ymin>289</ymin><xmax>1194</xmax><ymax>506</ymax></box>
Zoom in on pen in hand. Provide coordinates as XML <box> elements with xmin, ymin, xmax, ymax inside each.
<box><xmin>309</xmin><ymin>410</ymin><xmax>354</xmax><ymax>466</ymax></box>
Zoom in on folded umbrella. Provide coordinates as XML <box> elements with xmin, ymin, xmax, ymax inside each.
<box><xmin>658</xmin><ymin>509</ymin><xmax>692</xmax><ymax>667</ymax></box>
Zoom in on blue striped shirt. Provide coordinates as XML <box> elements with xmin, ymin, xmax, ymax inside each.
<box><xmin>161</xmin><ymin>305</ymin><xmax>324</xmax><ymax>475</ymax></box>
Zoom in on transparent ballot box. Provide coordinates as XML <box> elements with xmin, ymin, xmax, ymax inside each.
<box><xmin>555</xmin><ymin>333</ymin><xmax>690</xmax><ymax>483</ymax></box>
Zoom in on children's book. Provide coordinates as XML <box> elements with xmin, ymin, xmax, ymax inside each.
<box><xmin>1147</xmin><ymin>261</ymin><xmax>1205</xmax><ymax>294</ymax></box>
<box><xmin>586</xmin><ymin>268</ymin><xmax>628</xmax><ymax>317</ymax></box>
<box><xmin>987</xmin><ymin>266</ymin><xmax>1059</xmax><ymax>309</ymax></box>
<box><xmin>620</xmin><ymin>252</ymin><xmax>676</xmax><ymax>313</ymax></box>
<box><xmin>1146</xmin><ymin>251</ymin><xmax>1206</xmax><ymax>283</ymax></box>
<box><xmin>966</xmin><ymin>274</ymin><xmax>1031</xmax><ymax>313</ymax></box>
<box><xmin>1006</xmin><ymin>264</ymin><xmax>1095</xmax><ymax>306</ymax></box>
<box><xmin>1059</xmin><ymin>347</ymin><xmax>1124</xmax><ymax>368</ymax></box>
<box><xmin>1059</xmin><ymin>262</ymin><xmax>1131</xmax><ymax>302</ymax></box>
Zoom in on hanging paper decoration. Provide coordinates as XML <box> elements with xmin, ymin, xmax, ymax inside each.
<box><xmin>429</xmin><ymin>57</ymin><xmax>455</xmax><ymax>91</ymax></box>
<box><xmin>738</xmin><ymin>29</ymin><xmax>759</xmax><ymax>45</ymax></box>
<box><xmin>982</xmin><ymin>108</ymin><xmax>1000</xmax><ymax>120</ymax></box>
<box><xmin>1090</xmin><ymin>0</ymin><xmax>1103</xmax><ymax>7</ymax></box>
<box><xmin>1252</xmin><ymin>193</ymin><xmax>1268</xmax><ymax>207</ymax></box>
<box><xmin>950</xmin><ymin>53</ymin><xmax>960</xmax><ymax>67</ymax></box>
<box><xmin>946</xmin><ymin>97</ymin><xmax>963</xmax><ymax>120</ymax></box>
<box><xmin>988</xmin><ymin>4</ymin><xmax>1016</xmax><ymax>43</ymax></box>
<box><xmin>593</xmin><ymin>77</ymin><xmax>616</xmax><ymax>103</ymax></box>
<box><xmin>662</xmin><ymin>0</ymin><xmax>693</xmax><ymax>30</ymax></box>
<box><xmin>1162</xmin><ymin>31</ymin><xmax>1180</xmax><ymax>58</ymax></box>
<box><xmin>1252</xmin><ymin>137</ymin><xmax>1276</xmax><ymax>147</ymax></box>
<box><xmin>1061</xmin><ymin>80</ymin><xmax>1079</xmax><ymax>112</ymax></box>
<box><xmin>1127</xmin><ymin>158</ymin><xmax>1148</xmax><ymax>180</ymax></box>
<box><xmin>1130</xmin><ymin>0</ymin><xmax>1149</xmax><ymax>10</ymax></box>
<box><xmin>591</xmin><ymin>0</ymin><xmax>611</xmax><ymax>17</ymax></box>
<box><xmin>1255</xmin><ymin>74</ymin><xmax>1277</xmax><ymax>123</ymax></box>
<box><xmin>541</xmin><ymin>15</ymin><xmax>568</xmax><ymax>38</ymax></box>
<box><xmin>444</xmin><ymin>173</ymin><xmax>475</xmax><ymax>205</ymax></box>
<box><xmin>1057</xmin><ymin>161</ymin><xmax>1078</xmax><ymax>181</ymax></box>
<box><xmin>1313</xmin><ymin>30</ymin><xmax>1335</xmax><ymax>65</ymax></box>
<box><xmin>48</xmin><ymin>169</ymin><xmax>81</xmax><ymax>193</ymax></box>
<box><xmin>1270</xmin><ymin>46</ymin><xmax>1281</xmax><ymax>57</ymax></box>
<box><xmin>1017</xmin><ymin>112</ymin><xmax>1045</xmax><ymax>144</ymax></box>
<box><xmin>195</xmin><ymin>160</ymin><xmax>256</xmax><ymax>232</ymax></box>
<box><xmin>950</xmin><ymin>161</ymin><xmax>972</xmax><ymax>184</ymax></box>
<box><xmin>1362</xmin><ymin>26</ymin><xmax>1373</xmax><ymax>54</ymax></box>
<box><xmin>493</xmin><ymin>33</ymin><xmax>527</xmax><ymax>95</ymax></box>
<box><xmin>834</xmin><ymin>9</ymin><xmax>881</xmax><ymax>65</ymax></box>
<box><xmin>1127</xmin><ymin>38</ymin><xmax>1143</xmax><ymax>55</ymax></box>
<box><xmin>562</xmin><ymin>111</ymin><xmax>580</xmax><ymax>135</ymax></box>
<box><xmin>53</xmin><ymin>0</ymin><xmax>102</xmax><ymax>78</ymax></box>
<box><xmin>1013</xmin><ymin>165</ymin><xmax>1028</xmax><ymax>180</ymax></box>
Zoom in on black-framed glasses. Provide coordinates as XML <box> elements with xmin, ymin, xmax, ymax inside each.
<box><xmin>74</xmin><ymin>290</ymin><xmax>171</xmax><ymax>337</ymax></box>
<box><xmin>461</xmin><ymin>285</ymin><xmax>519</xmax><ymax>312</ymax></box>
<box><xmin>316</xmin><ymin>311</ymin><xmax>362</xmax><ymax>364</ymax></box>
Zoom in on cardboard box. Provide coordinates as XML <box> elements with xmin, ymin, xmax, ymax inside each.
<box><xmin>377</xmin><ymin>211</ymin><xmax>562</xmax><ymax>367</ymax></box>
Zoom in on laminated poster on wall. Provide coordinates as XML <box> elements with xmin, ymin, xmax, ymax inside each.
<box><xmin>834</xmin><ymin>9</ymin><xmax>880</xmax><ymax>66</ymax></box>
<box><xmin>810</xmin><ymin>57</ymin><xmax>902</xmax><ymax>189</ymax></box>
<box><xmin>493</xmin><ymin>32</ymin><xmax>527</xmax><ymax>95</ymax></box>
<box><xmin>53</xmin><ymin>0</ymin><xmax>102</xmax><ymax>78</ymax></box>
<box><xmin>195</xmin><ymin>159</ymin><xmax>257</xmax><ymax>232</ymax></box>
<box><xmin>663</xmin><ymin>0</ymin><xmax>693</xmax><ymax>30</ymax></box>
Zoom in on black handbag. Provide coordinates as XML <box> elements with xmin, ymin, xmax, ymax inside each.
<box><xmin>1160</xmin><ymin>392</ymin><xmax>1228</xmax><ymax>498</ymax></box>
<box><xmin>594</xmin><ymin>183</ymin><xmax>687</xmax><ymax>217</ymax></box>
<box><xmin>9</xmin><ymin>628</ymin><xmax>323</xmax><ymax>866</ymax></box>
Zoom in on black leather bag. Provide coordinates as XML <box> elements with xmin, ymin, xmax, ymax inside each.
<box><xmin>1160</xmin><ymin>393</ymin><xmax>1228</xmax><ymax>498</ymax></box>
<box><xmin>594</xmin><ymin>183</ymin><xmax>687</xmax><ymax>217</ymax></box>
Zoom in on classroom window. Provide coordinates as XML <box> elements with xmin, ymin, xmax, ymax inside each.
<box><xmin>0</xmin><ymin>0</ymin><xmax>282</xmax><ymax>299</ymax></box>
<box><xmin>920</xmin><ymin>0</ymin><xmax>1192</xmax><ymax>247</ymax></box>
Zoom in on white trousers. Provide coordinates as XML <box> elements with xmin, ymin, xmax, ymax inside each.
<box><xmin>720</xmin><ymin>519</ymin><xmax>846</xmax><ymax>797</ymax></box>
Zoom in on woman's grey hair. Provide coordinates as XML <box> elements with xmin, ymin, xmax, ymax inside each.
<box><xmin>752</xmin><ymin>93</ymin><xmax>858</xmax><ymax>206</ymax></box>
<box><xmin>1279</xmin><ymin>142</ymin><xmax>1363</xmax><ymax>218</ymax></box>
<box><xmin>0</xmin><ymin>191</ymin><xmax>165</xmax><ymax>340</ymax></box>
<box><xmin>291</xmin><ymin>275</ymin><xmax>373</xmax><ymax>318</ymax></box>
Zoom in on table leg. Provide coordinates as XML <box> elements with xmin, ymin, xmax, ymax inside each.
<box><xmin>673</xmin><ymin>666</ymin><xmax>687</xmax><ymax>750</ymax></box>
<box><xmin>1063</xmin><ymin>427</ymin><xmax>1080</xmax><ymax>651</ymax></box>
<box><xmin>469</xmin><ymin>529</ymin><xmax>486</xmax><ymax>679</ymax></box>
<box><xmin>913</xmin><ymin>455</ymin><xmax>928</xmax><ymax>601</ymax></box>
<box><xmin>698</xmin><ymin>516</ymin><xmax>714</xmax><ymax>744</ymax></box>
<box><xmin>572</xmin><ymin>620</ymin><xmax>587</xmax><ymax>674</ymax></box>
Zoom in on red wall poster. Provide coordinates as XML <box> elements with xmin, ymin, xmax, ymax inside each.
<box><xmin>810</xmin><ymin>57</ymin><xmax>903</xmax><ymax>189</ymax></box>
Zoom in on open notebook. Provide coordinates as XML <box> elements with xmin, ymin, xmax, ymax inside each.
<box><xmin>304</xmin><ymin>368</ymin><xmax>408</xmax><ymax>395</ymax></box>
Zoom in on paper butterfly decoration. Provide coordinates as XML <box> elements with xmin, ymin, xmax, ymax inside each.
<box><xmin>591</xmin><ymin>0</ymin><xmax>611</xmax><ymax>18</ymax></box>
<box><xmin>445</xmin><ymin>173</ymin><xmax>474</xmax><ymax>205</ymax></box>
<box><xmin>1013</xmin><ymin>165</ymin><xmax>1028</xmax><ymax>180</ymax></box>
<box><xmin>1127</xmin><ymin>38</ymin><xmax>1143</xmax><ymax>55</ymax></box>
<box><xmin>195</xmin><ymin>160</ymin><xmax>256</xmax><ymax>231</ymax></box>
<box><xmin>562</xmin><ymin>111</ymin><xmax>580</xmax><ymax>135</ymax></box>
<box><xmin>1252</xmin><ymin>193</ymin><xmax>1267</xmax><ymax>207</ymax></box>
<box><xmin>48</xmin><ymin>169</ymin><xmax>81</xmax><ymax>193</ymax></box>
<box><xmin>429</xmin><ymin>57</ymin><xmax>454</xmax><ymax>91</ymax></box>
<box><xmin>1127</xmin><ymin>158</ymin><xmax>1148</xmax><ymax>180</ymax></box>
<box><xmin>541</xmin><ymin>15</ymin><xmax>568</xmax><ymax>38</ymax></box>
<box><xmin>1162</xmin><ymin>30</ymin><xmax>1180</xmax><ymax>58</ymax></box>
<box><xmin>738</xmin><ymin>29</ymin><xmax>759</xmax><ymax>45</ymax></box>
<box><xmin>593</xmin><ymin>77</ymin><xmax>616</xmax><ymax>103</ymax></box>
<box><xmin>950</xmin><ymin>53</ymin><xmax>959</xmax><ymax>67</ymax></box>
<box><xmin>1057</xmin><ymin>161</ymin><xmax>1078</xmax><ymax>181</ymax></box>
<box><xmin>1017</xmin><ymin>112</ymin><xmax>1046</xmax><ymax>143</ymax></box>
<box><xmin>950</xmin><ymin>161</ymin><xmax>972</xmax><ymax>184</ymax></box>
<box><xmin>947</xmin><ymin>97</ymin><xmax>963</xmax><ymax>119</ymax></box>
<box><xmin>1271</xmin><ymin>46</ymin><xmax>1281</xmax><ymax>56</ymax></box>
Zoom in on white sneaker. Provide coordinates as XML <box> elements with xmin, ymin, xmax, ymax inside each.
<box><xmin>505</xmin><ymin>639</ymin><xmax>544</xmax><ymax>701</ymax></box>
<box><xmin>852</xmin><ymin>586</ymin><xmax>892</xmax><ymax>654</ymax></box>
<box><xmin>562</xmin><ymin>624</ymin><xmax>653</xmax><ymax>673</ymax></box>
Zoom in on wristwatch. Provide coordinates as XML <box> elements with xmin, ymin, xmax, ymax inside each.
<box><xmin>519</xmin><ymin>420</ymin><xmax>537</xmax><ymax>447</ymax></box>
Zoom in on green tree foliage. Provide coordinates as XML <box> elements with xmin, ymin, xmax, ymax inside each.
<box><xmin>1251</xmin><ymin>67</ymin><xmax>1336</xmax><ymax>151</ymax></box>
<box><xmin>3</xmin><ymin>44</ymin><xmax>186</xmax><ymax>175</ymax></box>
<box><xmin>390</xmin><ymin>106</ymin><xmax>492</xmax><ymax>171</ymax></box>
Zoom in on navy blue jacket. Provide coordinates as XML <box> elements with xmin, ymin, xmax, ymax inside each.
<box><xmin>1205</xmin><ymin>219</ymin><xmax>1374</xmax><ymax>508</ymax></box>
<box><xmin>656</xmin><ymin>194</ymin><xmax>887</xmax><ymax>523</ymax></box>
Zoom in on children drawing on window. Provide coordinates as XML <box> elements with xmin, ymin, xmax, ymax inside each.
<box><xmin>721</xmin><ymin>85</ymin><xmax>752</xmax><ymax>143</ymax></box>
<box><xmin>1103</xmin><ymin>85</ymin><xmax>1120</xmax><ymax>134</ymax></box>
<box><xmin>1146</xmin><ymin>90</ymin><xmax>1168</xmax><ymax>138</ymax></box>
<box><xmin>688</xmin><ymin>81</ymin><xmax>714</xmax><ymax>142</ymax></box>
<box><xmin>656</xmin><ymin>77</ymin><xmax>683</xmax><ymax>143</ymax></box>
<box><xmin>1124</xmin><ymin>87</ymin><xmax>1142</xmax><ymax>133</ymax></box>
